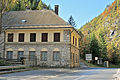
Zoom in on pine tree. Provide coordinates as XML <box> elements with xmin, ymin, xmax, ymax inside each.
<box><xmin>31</xmin><ymin>0</ymin><xmax>37</xmax><ymax>10</ymax></box>
<box><xmin>99</xmin><ymin>32</ymin><xmax>107</xmax><ymax>61</ymax></box>
<box><xmin>37</xmin><ymin>0</ymin><xmax>43</xmax><ymax>10</ymax></box>
<box><xmin>20</xmin><ymin>0</ymin><xmax>26</xmax><ymax>10</ymax></box>
<box><xmin>68</xmin><ymin>16</ymin><xmax>76</xmax><ymax>27</ymax></box>
<box><xmin>110</xmin><ymin>43</ymin><xmax>119</xmax><ymax>65</ymax></box>
<box><xmin>47</xmin><ymin>4</ymin><xmax>51</xmax><ymax>10</ymax></box>
<box><xmin>12</xmin><ymin>0</ymin><xmax>21</xmax><ymax>11</ymax></box>
<box><xmin>90</xmin><ymin>33</ymin><xmax>100</xmax><ymax>60</ymax></box>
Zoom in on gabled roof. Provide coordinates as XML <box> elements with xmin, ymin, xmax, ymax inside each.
<box><xmin>2</xmin><ymin>10</ymin><xmax>70</xmax><ymax>27</ymax></box>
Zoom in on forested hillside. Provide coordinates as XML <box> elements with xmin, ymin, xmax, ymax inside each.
<box><xmin>80</xmin><ymin>0</ymin><xmax>120</xmax><ymax>64</ymax></box>
<box><xmin>2</xmin><ymin>0</ymin><xmax>51</xmax><ymax>11</ymax></box>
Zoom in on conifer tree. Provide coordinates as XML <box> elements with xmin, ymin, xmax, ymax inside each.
<box><xmin>47</xmin><ymin>4</ymin><xmax>51</xmax><ymax>10</ymax></box>
<box><xmin>20</xmin><ymin>0</ymin><xmax>26</xmax><ymax>10</ymax></box>
<box><xmin>68</xmin><ymin>16</ymin><xmax>76</xmax><ymax>27</ymax></box>
<box><xmin>37</xmin><ymin>0</ymin><xmax>43</xmax><ymax>10</ymax></box>
<box><xmin>90</xmin><ymin>33</ymin><xmax>100</xmax><ymax>60</ymax></box>
<box><xmin>31</xmin><ymin>0</ymin><xmax>37</xmax><ymax>10</ymax></box>
<box><xmin>99</xmin><ymin>32</ymin><xmax>107</xmax><ymax>60</ymax></box>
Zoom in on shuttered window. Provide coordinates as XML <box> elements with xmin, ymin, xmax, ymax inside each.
<box><xmin>8</xmin><ymin>33</ymin><xmax>13</xmax><ymax>42</ymax></box>
<box><xmin>54</xmin><ymin>33</ymin><xmax>60</xmax><ymax>42</ymax></box>
<box><xmin>19</xmin><ymin>33</ymin><xmax>24</xmax><ymax>42</ymax></box>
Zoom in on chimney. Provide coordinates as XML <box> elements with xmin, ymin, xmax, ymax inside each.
<box><xmin>55</xmin><ymin>5</ymin><xmax>59</xmax><ymax>15</ymax></box>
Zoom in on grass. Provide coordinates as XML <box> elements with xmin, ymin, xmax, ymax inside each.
<box><xmin>81</xmin><ymin>59</ymin><xmax>120</xmax><ymax>68</ymax></box>
<box><xmin>80</xmin><ymin>59</ymin><xmax>104</xmax><ymax>68</ymax></box>
<box><xmin>109</xmin><ymin>63</ymin><xmax>120</xmax><ymax>68</ymax></box>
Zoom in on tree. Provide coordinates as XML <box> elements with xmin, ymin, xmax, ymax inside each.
<box><xmin>37</xmin><ymin>0</ymin><xmax>43</xmax><ymax>10</ymax></box>
<box><xmin>31</xmin><ymin>0</ymin><xmax>37</xmax><ymax>10</ymax></box>
<box><xmin>90</xmin><ymin>33</ymin><xmax>100</xmax><ymax>60</ymax></box>
<box><xmin>110</xmin><ymin>44</ymin><xmax>119</xmax><ymax>65</ymax></box>
<box><xmin>20</xmin><ymin>0</ymin><xmax>26</xmax><ymax>10</ymax></box>
<box><xmin>0</xmin><ymin>0</ymin><xmax>11</xmax><ymax>33</ymax></box>
<box><xmin>99</xmin><ymin>32</ymin><xmax>107</xmax><ymax>61</ymax></box>
<box><xmin>47</xmin><ymin>4</ymin><xmax>51</xmax><ymax>10</ymax></box>
<box><xmin>68</xmin><ymin>16</ymin><xmax>76</xmax><ymax>27</ymax></box>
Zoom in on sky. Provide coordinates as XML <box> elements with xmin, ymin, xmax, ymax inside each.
<box><xmin>44</xmin><ymin>0</ymin><xmax>115</xmax><ymax>29</ymax></box>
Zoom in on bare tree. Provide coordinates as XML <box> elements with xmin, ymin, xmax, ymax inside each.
<box><xmin>0</xmin><ymin>0</ymin><xmax>12</xmax><ymax>33</ymax></box>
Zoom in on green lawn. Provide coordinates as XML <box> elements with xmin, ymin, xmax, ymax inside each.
<box><xmin>80</xmin><ymin>59</ymin><xmax>120</xmax><ymax>68</ymax></box>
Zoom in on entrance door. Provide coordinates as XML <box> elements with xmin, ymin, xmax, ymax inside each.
<box><xmin>7</xmin><ymin>51</ymin><xmax>13</xmax><ymax>60</ymax></box>
<box><xmin>18</xmin><ymin>51</ymin><xmax>24</xmax><ymax>61</ymax></box>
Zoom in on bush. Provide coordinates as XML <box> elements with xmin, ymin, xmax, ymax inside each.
<box><xmin>0</xmin><ymin>60</ymin><xmax>11</xmax><ymax>66</ymax></box>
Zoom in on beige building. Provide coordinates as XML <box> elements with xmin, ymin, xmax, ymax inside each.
<box><xmin>1</xmin><ymin>7</ymin><xmax>81</xmax><ymax>67</ymax></box>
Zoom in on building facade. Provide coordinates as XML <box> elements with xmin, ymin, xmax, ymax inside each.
<box><xmin>1</xmin><ymin>9</ymin><xmax>81</xmax><ymax>67</ymax></box>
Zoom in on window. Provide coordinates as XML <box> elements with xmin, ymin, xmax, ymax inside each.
<box><xmin>54</xmin><ymin>33</ymin><xmax>60</xmax><ymax>42</ymax></box>
<box><xmin>7</xmin><ymin>51</ymin><xmax>13</xmax><ymax>60</ymax></box>
<box><xmin>76</xmin><ymin>54</ymin><xmax>78</xmax><ymax>63</ymax></box>
<box><xmin>18</xmin><ymin>51</ymin><xmax>24</xmax><ymax>61</ymax></box>
<box><xmin>73</xmin><ymin>54</ymin><xmax>75</xmax><ymax>63</ymax></box>
<box><xmin>29</xmin><ymin>51</ymin><xmax>35</xmax><ymax>61</ymax></box>
<box><xmin>73</xmin><ymin>36</ymin><xmax>74</xmax><ymax>44</ymax></box>
<box><xmin>41</xmin><ymin>51</ymin><xmax>47</xmax><ymax>61</ymax></box>
<box><xmin>19</xmin><ymin>33</ymin><xmax>24</xmax><ymax>42</ymax></box>
<box><xmin>42</xmin><ymin>33</ymin><xmax>48</xmax><ymax>42</ymax></box>
<box><xmin>75</xmin><ymin>38</ymin><xmax>77</xmax><ymax>46</ymax></box>
<box><xmin>53</xmin><ymin>51</ymin><xmax>60</xmax><ymax>61</ymax></box>
<box><xmin>8</xmin><ymin>33</ymin><xmax>13</xmax><ymax>42</ymax></box>
<box><xmin>30</xmin><ymin>33</ymin><xmax>36</xmax><ymax>42</ymax></box>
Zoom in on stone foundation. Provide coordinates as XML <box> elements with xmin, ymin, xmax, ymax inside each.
<box><xmin>5</xmin><ymin>43</ymin><xmax>71</xmax><ymax>67</ymax></box>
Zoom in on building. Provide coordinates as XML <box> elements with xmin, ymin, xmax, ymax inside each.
<box><xmin>1</xmin><ymin>6</ymin><xmax>81</xmax><ymax>67</ymax></box>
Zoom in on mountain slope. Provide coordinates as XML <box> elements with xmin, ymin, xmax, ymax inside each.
<box><xmin>80</xmin><ymin>0</ymin><xmax>120</xmax><ymax>50</ymax></box>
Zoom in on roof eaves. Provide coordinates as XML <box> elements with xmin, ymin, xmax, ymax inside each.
<box><xmin>2</xmin><ymin>24</ymin><xmax>70</xmax><ymax>27</ymax></box>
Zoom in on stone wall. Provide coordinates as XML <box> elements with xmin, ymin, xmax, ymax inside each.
<box><xmin>71</xmin><ymin>45</ymin><xmax>80</xmax><ymax>67</ymax></box>
<box><xmin>64</xmin><ymin>30</ymin><xmax>70</xmax><ymax>42</ymax></box>
<box><xmin>0</xmin><ymin>32</ymin><xmax>4</xmax><ymax>58</ymax></box>
<box><xmin>5</xmin><ymin>43</ymin><xmax>71</xmax><ymax>67</ymax></box>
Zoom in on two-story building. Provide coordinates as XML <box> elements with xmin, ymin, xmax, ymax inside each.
<box><xmin>1</xmin><ymin>6</ymin><xmax>81</xmax><ymax>67</ymax></box>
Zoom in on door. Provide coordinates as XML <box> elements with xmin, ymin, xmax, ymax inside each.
<box><xmin>18</xmin><ymin>51</ymin><xmax>24</xmax><ymax>61</ymax></box>
<box><xmin>7</xmin><ymin>51</ymin><xmax>13</xmax><ymax>60</ymax></box>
